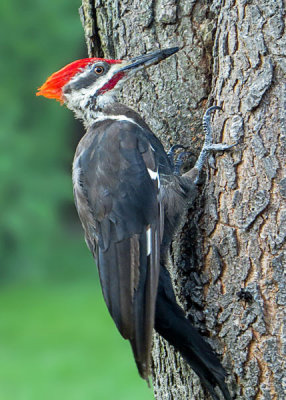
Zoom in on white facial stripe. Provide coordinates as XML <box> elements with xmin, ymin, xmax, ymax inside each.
<box><xmin>96</xmin><ymin>92</ymin><xmax>116</xmax><ymax>108</ymax></box>
<box><xmin>146</xmin><ymin>227</ymin><xmax>152</xmax><ymax>256</ymax></box>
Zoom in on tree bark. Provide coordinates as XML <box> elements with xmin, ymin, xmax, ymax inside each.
<box><xmin>80</xmin><ymin>1</ymin><xmax>286</xmax><ymax>399</ymax></box>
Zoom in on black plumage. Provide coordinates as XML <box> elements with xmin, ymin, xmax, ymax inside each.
<box><xmin>72</xmin><ymin>106</ymin><xmax>231</xmax><ymax>399</ymax></box>
<box><xmin>73</xmin><ymin>116</ymin><xmax>164</xmax><ymax>379</ymax></box>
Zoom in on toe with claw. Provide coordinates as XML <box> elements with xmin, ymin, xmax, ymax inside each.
<box><xmin>167</xmin><ymin>144</ymin><xmax>186</xmax><ymax>167</ymax></box>
<box><xmin>193</xmin><ymin>106</ymin><xmax>238</xmax><ymax>183</ymax></box>
<box><xmin>173</xmin><ymin>151</ymin><xmax>193</xmax><ymax>175</ymax></box>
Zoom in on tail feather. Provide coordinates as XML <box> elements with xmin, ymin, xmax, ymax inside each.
<box><xmin>155</xmin><ymin>265</ymin><xmax>231</xmax><ymax>400</ymax></box>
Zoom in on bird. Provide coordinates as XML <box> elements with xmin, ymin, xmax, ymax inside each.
<box><xmin>37</xmin><ymin>47</ymin><xmax>233</xmax><ymax>400</ymax></box>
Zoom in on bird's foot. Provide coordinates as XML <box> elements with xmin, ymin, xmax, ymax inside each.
<box><xmin>167</xmin><ymin>144</ymin><xmax>195</xmax><ymax>175</ymax></box>
<box><xmin>167</xmin><ymin>144</ymin><xmax>186</xmax><ymax>166</ymax></box>
<box><xmin>193</xmin><ymin>106</ymin><xmax>238</xmax><ymax>183</ymax></box>
<box><xmin>173</xmin><ymin>151</ymin><xmax>193</xmax><ymax>175</ymax></box>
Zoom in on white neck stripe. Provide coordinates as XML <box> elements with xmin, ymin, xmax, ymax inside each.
<box><xmin>93</xmin><ymin>115</ymin><xmax>141</xmax><ymax>128</ymax></box>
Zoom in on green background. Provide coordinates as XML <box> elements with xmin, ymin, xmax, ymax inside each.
<box><xmin>0</xmin><ymin>1</ymin><xmax>153</xmax><ymax>399</ymax></box>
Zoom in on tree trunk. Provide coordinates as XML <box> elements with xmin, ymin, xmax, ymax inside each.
<box><xmin>80</xmin><ymin>1</ymin><xmax>286</xmax><ymax>399</ymax></box>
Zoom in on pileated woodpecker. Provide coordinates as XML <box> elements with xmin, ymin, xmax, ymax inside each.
<box><xmin>37</xmin><ymin>48</ymin><xmax>233</xmax><ymax>400</ymax></box>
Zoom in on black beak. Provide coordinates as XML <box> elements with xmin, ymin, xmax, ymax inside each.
<box><xmin>119</xmin><ymin>47</ymin><xmax>179</xmax><ymax>73</ymax></box>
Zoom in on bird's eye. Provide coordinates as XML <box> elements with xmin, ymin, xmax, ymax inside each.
<box><xmin>94</xmin><ymin>65</ymin><xmax>104</xmax><ymax>75</ymax></box>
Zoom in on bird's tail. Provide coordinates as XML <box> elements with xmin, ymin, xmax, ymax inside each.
<box><xmin>155</xmin><ymin>265</ymin><xmax>231</xmax><ymax>400</ymax></box>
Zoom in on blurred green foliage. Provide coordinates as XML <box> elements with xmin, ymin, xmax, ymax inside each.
<box><xmin>0</xmin><ymin>0</ymin><xmax>94</xmax><ymax>281</ymax></box>
<box><xmin>0</xmin><ymin>1</ymin><xmax>154</xmax><ymax>399</ymax></box>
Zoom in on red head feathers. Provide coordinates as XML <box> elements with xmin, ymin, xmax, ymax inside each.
<box><xmin>36</xmin><ymin>58</ymin><xmax>122</xmax><ymax>103</ymax></box>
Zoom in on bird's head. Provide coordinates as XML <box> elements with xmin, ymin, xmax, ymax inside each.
<box><xmin>36</xmin><ymin>47</ymin><xmax>179</xmax><ymax>121</ymax></box>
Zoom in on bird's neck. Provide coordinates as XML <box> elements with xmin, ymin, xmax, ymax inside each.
<box><xmin>70</xmin><ymin>91</ymin><xmax>118</xmax><ymax>128</ymax></box>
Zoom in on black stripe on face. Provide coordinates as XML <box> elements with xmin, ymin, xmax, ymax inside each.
<box><xmin>63</xmin><ymin>62</ymin><xmax>111</xmax><ymax>94</ymax></box>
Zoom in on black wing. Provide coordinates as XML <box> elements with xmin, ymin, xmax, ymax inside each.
<box><xmin>72</xmin><ymin>119</ymin><xmax>163</xmax><ymax>379</ymax></box>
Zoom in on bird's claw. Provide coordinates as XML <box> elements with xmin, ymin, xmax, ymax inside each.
<box><xmin>194</xmin><ymin>106</ymin><xmax>237</xmax><ymax>182</ymax></box>
<box><xmin>167</xmin><ymin>144</ymin><xmax>186</xmax><ymax>166</ymax></box>
<box><xmin>173</xmin><ymin>151</ymin><xmax>192</xmax><ymax>175</ymax></box>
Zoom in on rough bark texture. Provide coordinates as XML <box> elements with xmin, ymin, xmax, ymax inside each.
<box><xmin>80</xmin><ymin>1</ymin><xmax>285</xmax><ymax>399</ymax></box>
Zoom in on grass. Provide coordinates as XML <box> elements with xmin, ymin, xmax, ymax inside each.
<box><xmin>0</xmin><ymin>281</ymin><xmax>154</xmax><ymax>400</ymax></box>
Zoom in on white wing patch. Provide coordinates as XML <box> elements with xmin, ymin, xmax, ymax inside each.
<box><xmin>146</xmin><ymin>226</ymin><xmax>152</xmax><ymax>256</ymax></box>
<box><xmin>147</xmin><ymin>168</ymin><xmax>158</xmax><ymax>180</ymax></box>
<box><xmin>72</xmin><ymin>156</ymin><xmax>82</xmax><ymax>192</ymax></box>
<box><xmin>147</xmin><ymin>168</ymin><xmax>160</xmax><ymax>189</ymax></box>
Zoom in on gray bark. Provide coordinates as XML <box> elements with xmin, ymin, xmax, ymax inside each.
<box><xmin>80</xmin><ymin>1</ymin><xmax>286</xmax><ymax>399</ymax></box>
